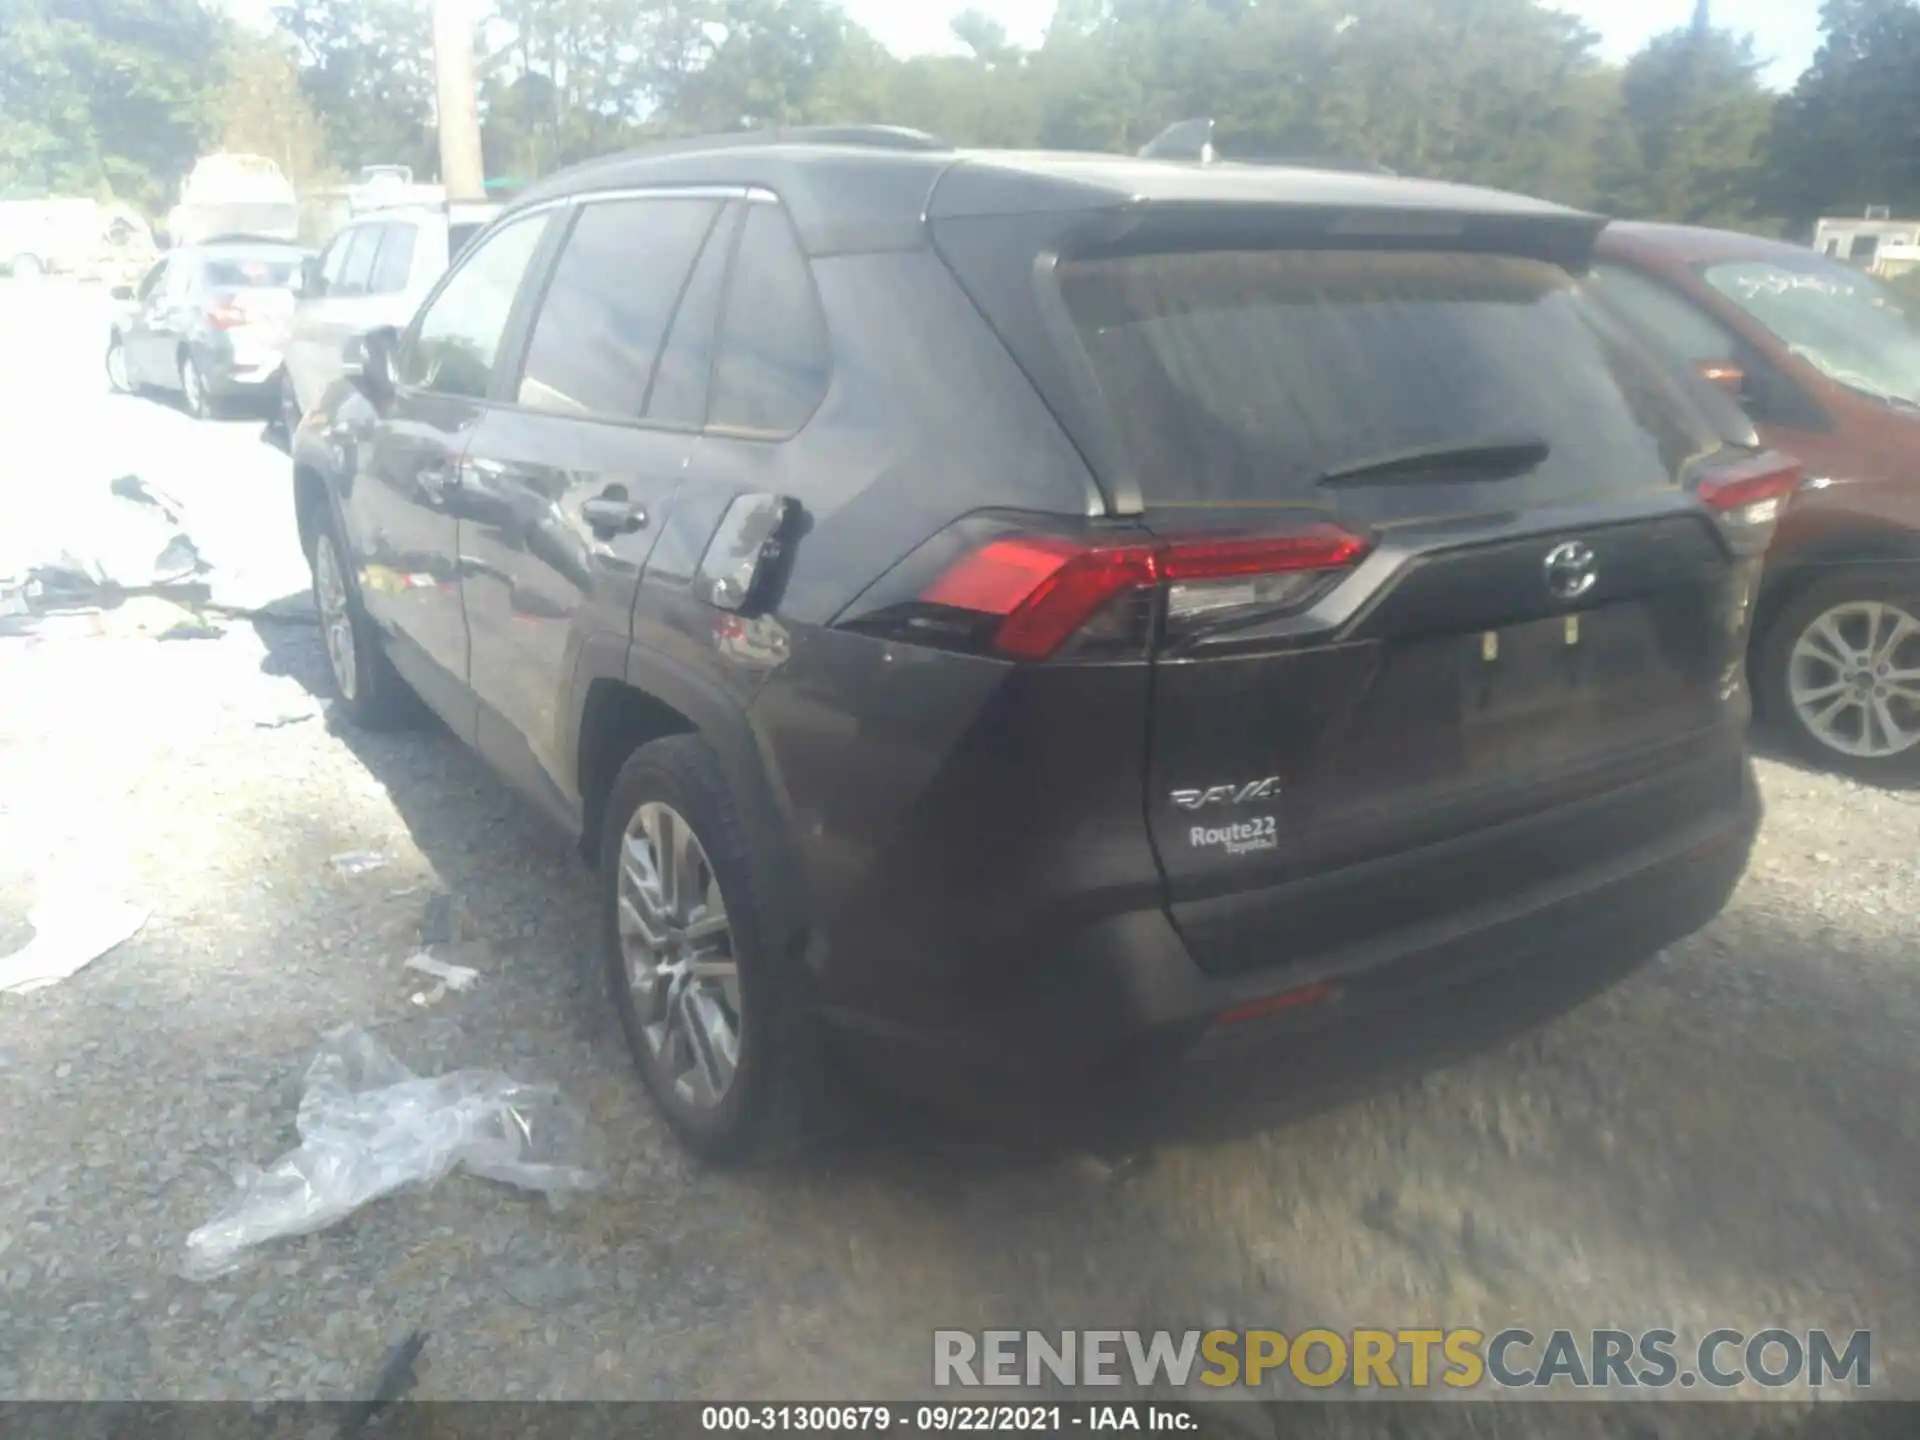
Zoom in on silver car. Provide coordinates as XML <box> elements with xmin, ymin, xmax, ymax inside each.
<box><xmin>280</xmin><ymin>203</ymin><xmax>497</xmax><ymax>432</ymax></box>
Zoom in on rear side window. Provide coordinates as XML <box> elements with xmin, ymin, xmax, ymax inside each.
<box><xmin>1059</xmin><ymin>249</ymin><xmax>1712</xmax><ymax>521</ymax></box>
<box><xmin>369</xmin><ymin>224</ymin><xmax>417</xmax><ymax>295</ymax></box>
<box><xmin>708</xmin><ymin>203</ymin><xmax>829</xmax><ymax>437</ymax></box>
<box><xmin>516</xmin><ymin>198</ymin><xmax>720</xmax><ymax>419</ymax></box>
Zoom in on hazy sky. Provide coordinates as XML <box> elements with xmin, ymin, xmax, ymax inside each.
<box><xmin>840</xmin><ymin>0</ymin><xmax>1825</xmax><ymax>88</ymax></box>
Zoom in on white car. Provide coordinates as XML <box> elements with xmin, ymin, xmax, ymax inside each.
<box><xmin>280</xmin><ymin>203</ymin><xmax>497</xmax><ymax>432</ymax></box>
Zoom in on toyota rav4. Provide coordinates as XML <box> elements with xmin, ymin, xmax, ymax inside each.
<box><xmin>291</xmin><ymin>126</ymin><xmax>1789</xmax><ymax>1159</ymax></box>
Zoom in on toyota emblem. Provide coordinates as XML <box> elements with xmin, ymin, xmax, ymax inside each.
<box><xmin>1543</xmin><ymin>540</ymin><xmax>1597</xmax><ymax>601</ymax></box>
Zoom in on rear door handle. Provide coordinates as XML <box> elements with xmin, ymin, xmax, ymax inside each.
<box><xmin>582</xmin><ymin>495</ymin><xmax>647</xmax><ymax>536</ymax></box>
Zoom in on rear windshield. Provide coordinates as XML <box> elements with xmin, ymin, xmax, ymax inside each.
<box><xmin>1059</xmin><ymin>249</ymin><xmax>1714</xmax><ymax>520</ymax></box>
<box><xmin>201</xmin><ymin>254</ymin><xmax>301</xmax><ymax>288</ymax></box>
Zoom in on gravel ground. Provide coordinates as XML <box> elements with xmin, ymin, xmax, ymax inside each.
<box><xmin>0</xmin><ymin>279</ymin><xmax>1916</xmax><ymax>1423</ymax></box>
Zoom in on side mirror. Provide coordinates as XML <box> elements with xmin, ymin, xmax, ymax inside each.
<box><xmin>110</xmin><ymin>284</ymin><xmax>135</xmax><ymax>301</ymax></box>
<box><xmin>1698</xmin><ymin>360</ymin><xmax>1747</xmax><ymax>403</ymax></box>
<box><xmin>342</xmin><ymin>326</ymin><xmax>398</xmax><ymax>402</ymax></box>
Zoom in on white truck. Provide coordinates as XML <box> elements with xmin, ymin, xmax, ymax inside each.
<box><xmin>0</xmin><ymin>198</ymin><xmax>154</xmax><ymax>279</ymax></box>
<box><xmin>167</xmin><ymin>154</ymin><xmax>300</xmax><ymax>247</ymax></box>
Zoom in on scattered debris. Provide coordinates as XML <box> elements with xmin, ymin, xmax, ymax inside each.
<box><xmin>328</xmin><ymin>850</ymin><xmax>387</xmax><ymax>877</ymax></box>
<box><xmin>403</xmin><ymin>952</ymin><xmax>481</xmax><ymax>993</ymax></box>
<box><xmin>158</xmin><ymin>621</ymin><xmax>223</xmax><ymax>642</ymax></box>
<box><xmin>0</xmin><ymin>893</ymin><xmax>149</xmax><ymax>994</ymax></box>
<box><xmin>254</xmin><ymin>708</ymin><xmax>318</xmax><ymax>730</ymax></box>
<box><xmin>182</xmin><ymin>1024</ymin><xmax>601</xmax><ymax>1280</ymax></box>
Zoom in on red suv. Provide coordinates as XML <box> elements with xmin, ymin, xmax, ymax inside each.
<box><xmin>1593</xmin><ymin>223</ymin><xmax>1920</xmax><ymax>780</ymax></box>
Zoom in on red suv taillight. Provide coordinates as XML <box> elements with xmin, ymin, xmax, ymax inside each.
<box><xmin>1696</xmin><ymin>451</ymin><xmax>1800</xmax><ymax>545</ymax></box>
<box><xmin>860</xmin><ymin>522</ymin><xmax>1369</xmax><ymax>661</ymax></box>
<box><xmin>205</xmin><ymin>301</ymin><xmax>249</xmax><ymax>330</ymax></box>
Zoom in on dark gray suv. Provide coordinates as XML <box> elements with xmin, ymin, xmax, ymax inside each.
<box><xmin>291</xmin><ymin>127</ymin><xmax>1792</xmax><ymax>1159</ymax></box>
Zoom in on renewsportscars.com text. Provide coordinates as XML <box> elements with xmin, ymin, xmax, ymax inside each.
<box><xmin>933</xmin><ymin>1328</ymin><xmax>1872</xmax><ymax>1392</ymax></box>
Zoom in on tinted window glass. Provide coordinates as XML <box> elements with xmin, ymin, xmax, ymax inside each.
<box><xmin>369</xmin><ymin>224</ymin><xmax>417</xmax><ymax>295</ymax></box>
<box><xmin>200</xmin><ymin>255</ymin><xmax>302</xmax><ymax>289</ymax></box>
<box><xmin>335</xmin><ymin>225</ymin><xmax>383</xmax><ymax>297</ymax></box>
<box><xmin>398</xmin><ymin>214</ymin><xmax>547</xmax><ymax>399</ymax></box>
<box><xmin>516</xmin><ymin>198</ymin><xmax>719</xmax><ymax>418</ymax></box>
<box><xmin>448</xmin><ymin>223</ymin><xmax>485</xmax><ymax>259</ymax></box>
<box><xmin>1059</xmin><ymin>249</ymin><xmax>1712</xmax><ymax>523</ymax></box>
<box><xmin>317</xmin><ymin>233</ymin><xmax>353</xmax><ymax>292</ymax></box>
<box><xmin>708</xmin><ymin>203</ymin><xmax>829</xmax><ymax>436</ymax></box>
<box><xmin>1589</xmin><ymin>265</ymin><xmax>1737</xmax><ymax>364</ymax></box>
<box><xmin>646</xmin><ymin>204</ymin><xmax>740</xmax><ymax>428</ymax></box>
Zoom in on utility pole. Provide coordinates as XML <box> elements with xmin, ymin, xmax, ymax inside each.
<box><xmin>432</xmin><ymin>0</ymin><xmax>486</xmax><ymax>202</ymax></box>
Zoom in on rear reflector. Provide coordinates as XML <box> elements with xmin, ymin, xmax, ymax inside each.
<box><xmin>918</xmin><ymin>524</ymin><xmax>1367</xmax><ymax>661</ymax></box>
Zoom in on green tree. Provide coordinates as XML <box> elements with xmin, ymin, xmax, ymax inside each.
<box><xmin>273</xmin><ymin>0</ymin><xmax>438</xmax><ymax>177</ymax></box>
<box><xmin>217</xmin><ymin>33</ymin><xmax>340</xmax><ymax>191</ymax></box>
<box><xmin>1764</xmin><ymin>0</ymin><xmax>1920</xmax><ymax>223</ymax></box>
<box><xmin>0</xmin><ymin>0</ymin><xmax>230</xmax><ymax>209</ymax></box>
<box><xmin>1600</xmin><ymin>5</ymin><xmax>1776</xmax><ymax>224</ymax></box>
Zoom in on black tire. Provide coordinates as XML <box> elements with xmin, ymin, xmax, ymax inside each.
<box><xmin>1757</xmin><ymin>572</ymin><xmax>1920</xmax><ymax>783</ymax></box>
<box><xmin>105</xmin><ymin>334</ymin><xmax>132</xmax><ymax>394</ymax></box>
<box><xmin>308</xmin><ymin>511</ymin><xmax>419</xmax><ymax>730</ymax></box>
<box><xmin>178</xmin><ymin>350</ymin><xmax>218</xmax><ymax>419</ymax></box>
<box><xmin>599</xmin><ymin>735</ymin><xmax>827</xmax><ymax>1164</ymax></box>
<box><xmin>279</xmin><ymin>370</ymin><xmax>302</xmax><ymax>437</ymax></box>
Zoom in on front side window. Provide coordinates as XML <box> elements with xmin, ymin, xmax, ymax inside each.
<box><xmin>1702</xmin><ymin>256</ymin><xmax>1920</xmax><ymax>409</ymax></box>
<box><xmin>369</xmin><ymin>224</ymin><xmax>418</xmax><ymax>295</ymax></box>
<box><xmin>335</xmin><ymin>225</ymin><xmax>384</xmax><ymax>298</ymax></box>
<box><xmin>398</xmin><ymin>214</ymin><xmax>548</xmax><ymax>399</ymax></box>
<box><xmin>516</xmin><ymin>197</ymin><xmax>720</xmax><ymax>419</ymax></box>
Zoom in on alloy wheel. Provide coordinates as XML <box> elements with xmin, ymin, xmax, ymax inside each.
<box><xmin>1788</xmin><ymin>599</ymin><xmax>1920</xmax><ymax>759</ymax></box>
<box><xmin>617</xmin><ymin>801</ymin><xmax>741</xmax><ymax>1112</ymax></box>
<box><xmin>313</xmin><ymin>535</ymin><xmax>358</xmax><ymax>702</ymax></box>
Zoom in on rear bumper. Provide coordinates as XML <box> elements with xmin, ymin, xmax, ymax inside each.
<box><xmin>192</xmin><ymin>336</ymin><xmax>284</xmax><ymax>394</ymax></box>
<box><xmin>822</xmin><ymin>756</ymin><xmax>1760</xmax><ymax>1135</ymax></box>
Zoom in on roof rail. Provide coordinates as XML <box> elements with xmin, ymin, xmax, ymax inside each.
<box><xmin>630</xmin><ymin>125</ymin><xmax>953</xmax><ymax>160</ymax></box>
<box><xmin>194</xmin><ymin>232</ymin><xmax>304</xmax><ymax>246</ymax></box>
<box><xmin>1136</xmin><ymin>118</ymin><xmax>1397</xmax><ymax>177</ymax></box>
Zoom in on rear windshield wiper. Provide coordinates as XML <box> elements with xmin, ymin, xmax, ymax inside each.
<box><xmin>1316</xmin><ymin>435</ymin><xmax>1551</xmax><ymax>487</ymax></box>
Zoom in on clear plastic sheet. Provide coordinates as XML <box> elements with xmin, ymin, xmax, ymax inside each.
<box><xmin>184</xmin><ymin>1025</ymin><xmax>601</xmax><ymax>1280</ymax></box>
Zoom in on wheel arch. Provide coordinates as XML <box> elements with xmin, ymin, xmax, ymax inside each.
<box><xmin>571</xmin><ymin>638</ymin><xmax>807</xmax><ymax>954</ymax></box>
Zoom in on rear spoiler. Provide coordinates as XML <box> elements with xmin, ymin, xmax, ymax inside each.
<box><xmin>1137</xmin><ymin>118</ymin><xmax>1398</xmax><ymax>177</ymax></box>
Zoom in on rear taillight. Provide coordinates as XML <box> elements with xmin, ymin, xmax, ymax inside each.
<box><xmin>890</xmin><ymin>523</ymin><xmax>1368</xmax><ymax>661</ymax></box>
<box><xmin>1696</xmin><ymin>452</ymin><xmax>1800</xmax><ymax>541</ymax></box>
<box><xmin>205</xmin><ymin>302</ymin><xmax>248</xmax><ymax>330</ymax></box>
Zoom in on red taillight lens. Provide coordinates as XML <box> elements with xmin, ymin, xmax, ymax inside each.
<box><xmin>916</xmin><ymin>524</ymin><xmax>1368</xmax><ymax>661</ymax></box>
<box><xmin>1697</xmin><ymin>453</ymin><xmax>1800</xmax><ymax>528</ymax></box>
<box><xmin>205</xmin><ymin>302</ymin><xmax>248</xmax><ymax>330</ymax></box>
